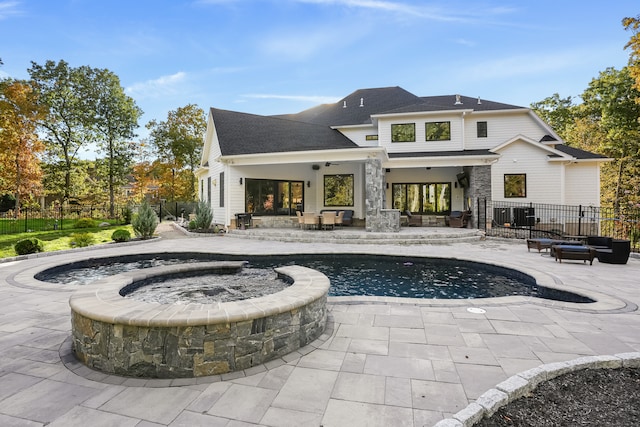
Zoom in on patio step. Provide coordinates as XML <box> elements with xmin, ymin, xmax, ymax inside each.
<box><xmin>226</xmin><ymin>227</ymin><xmax>484</xmax><ymax>245</ymax></box>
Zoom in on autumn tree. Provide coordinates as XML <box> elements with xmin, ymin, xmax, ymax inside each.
<box><xmin>147</xmin><ymin>104</ymin><xmax>205</xmax><ymax>201</ymax></box>
<box><xmin>0</xmin><ymin>79</ymin><xmax>45</xmax><ymax>214</ymax></box>
<box><xmin>623</xmin><ymin>15</ymin><xmax>640</xmax><ymax>101</ymax></box>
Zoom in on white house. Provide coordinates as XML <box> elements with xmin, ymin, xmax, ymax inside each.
<box><xmin>197</xmin><ymin>86</ymin><xmax>609</xmax><ymax>231</ymax></box>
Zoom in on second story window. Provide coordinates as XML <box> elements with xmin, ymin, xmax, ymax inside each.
<box><xmin>391</xmin><ymin>123</ymin><xmax>415</xmax><ymax>142</ymax></box>
<box><xmin>477</xmin><ymin>121</ymin><xmax>488</xmax><ymax>138</ymax></box>
<box><xmin>365</xmin><ymin>135</ymin><xmax>378</xmax><ymax>141</ymax></box>
<box><xmin>425</xmin><ymin>121</ymin><xmax>451</xmax><ymax>141</ymax></box>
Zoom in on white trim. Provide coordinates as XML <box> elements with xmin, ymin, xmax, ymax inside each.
<box><xmin>219</xmin><ymin>147</ymin><xmax>387</xmax><ymax>166</ymax></box>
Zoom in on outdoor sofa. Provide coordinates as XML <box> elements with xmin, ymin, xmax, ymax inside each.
<box><xmin>586</xmin><ymin>236</ymin><xmax>631</xmax><ymax>264</ymax></box>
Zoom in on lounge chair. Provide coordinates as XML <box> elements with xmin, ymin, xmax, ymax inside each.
<box><xmin>296</xmin><ymin>211</ymin><xmax>304</xmax><ymax>229</ymax></box>
<box><xmin>335</xmin><ymin>211</ymin><xmax>345</xmax><ymax>228</ymax></box>
<box><xmin>526</xmin><ymin>238</ymin><xmax>581</xmax><ymax>253</ymax></box>
<box><xmin>587</xmin><ymin>236</ymin><xmax>630</xmax><ymax>264</ymax></box>
<box><xmin>552</xmin><ymin>245</ymin><xmax>596</xmax><ymax>265</ymax></box>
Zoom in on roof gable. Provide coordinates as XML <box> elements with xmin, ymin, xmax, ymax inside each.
<box><xmin>211</xmin><ymin>108</ymin><xmax>358</xmax><ymax>156</ymax></box>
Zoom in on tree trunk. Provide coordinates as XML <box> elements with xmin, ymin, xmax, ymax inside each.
<box><xmin>614</xmin><ymin>158</ymin><xmax>625</xmax><ymax>212</ymax></box>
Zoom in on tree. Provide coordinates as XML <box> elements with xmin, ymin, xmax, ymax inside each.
<box><xmin>579</xmin><ymin>67</ymin><xmax>640</xmax><ymax>209</ymax></box>
<box><xmin>147</xmin><ymin>104</ymin><xmax>205</xmax><ymax>201</ymax></box>
<box><xmin>623</xmin><ymin>15</ymin><xmax>640</xmax><ymax>101</ymax></box>
<box><xmin>28</xmin><ymin>60</ymin><xmax>95</xmax><ymax>202</ymax></box>
<box><xmin>0</xmin><ymin>79</ymin><xmax>45</xmax><ymax>215</ymax></box>
<box><xmin>89</xmin><ymin>68</ymin><xmax>142</xmax><ymax>217</ymax></box>
<box><xmin>531</xmin><ymin>94</ymin><xmax>576</xmax><ymax>140</ymax></box>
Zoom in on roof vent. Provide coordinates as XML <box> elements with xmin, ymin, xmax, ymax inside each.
<box><xmin>477</xmin><ymin>96</ymin><xmax>482</xmax><ymax>105</ymax></box>
<box><xmin>343</xmin><ymin>101</ymin><xmax>347</xmax><ymax>108</ymax></box>
<box><xmin>359</xmin><ymin>97</ymin><xmax>364</xmax><ymax>107</ymax></box>
<box><xmin>454</xmin><ymin>94</ymin><xmax>463</xmax><ymax>105</ymax></box>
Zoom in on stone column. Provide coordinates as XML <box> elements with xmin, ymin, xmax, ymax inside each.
<box><xmin>365</xmin><ymin>159</ymin><xmax>400</xmax><ymax>232</ymax></box>
<box><xmin>464</xmin><ymin>165</ymin><xmax>491</xmax><ymax>228</ymax></box>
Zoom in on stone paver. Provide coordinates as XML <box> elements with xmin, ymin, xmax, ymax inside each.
<box><xmin>0</xmin><ymin>226</ymin><xmax>638</xmax><ymax>426</ymax></box>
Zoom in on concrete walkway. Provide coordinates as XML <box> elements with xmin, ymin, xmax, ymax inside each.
<box><xmin>0</xmin><ymin>225</ymin><xmax>638</xmax><ymax>426</ymax></box>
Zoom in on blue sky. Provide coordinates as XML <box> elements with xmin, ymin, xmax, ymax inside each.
<box><xmin>0</xmin><ymin>0</ymin><xmax>637</xmax><ymax>146</ymax></box>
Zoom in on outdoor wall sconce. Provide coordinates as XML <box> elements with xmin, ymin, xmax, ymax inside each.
<box><xmin>239</xmin><ymin>177</ymin><xmax>243</xmax><ymax>185</ymax></box>
<box><xmin>325</xmin><ymin>162</ymin><xmax>331</xmax><ymax>167</ymax></box>
<box><xmin>307</xmin><ymin>181</ymin><xmax>311</xmax><ymax>187</ymax></box>
<box><xmin>386</xmin><ymin>182</ymin><xmax>389</xmax><ymax>189</ymax></box>
<box><xmin>312</xmin><ymin>164</ymin><xmax>320</xmax><ymax>170</ymax></box>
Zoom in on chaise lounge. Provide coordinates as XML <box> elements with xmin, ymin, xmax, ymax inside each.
<box><xmin>552</xmin><ymin>244</ymin><xmax>597</xmax><ymax>265</ymax></box>
<box><xmin>526</xmin><ymin>238</ymin><xmax>581</xmax><ymax>253</ymax></box>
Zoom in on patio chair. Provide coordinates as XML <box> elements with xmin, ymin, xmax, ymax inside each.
<box><xmin>322</xmin><ymin>211</ymin><xmax>336</xmax><ymax>230</ymax></box>
<box><xmin>446</xmin><ymin>210</ymin><xmax>470</xmax><ymax>228</ymax></box>
<box><xmin>335</xmin><ymin>211</ymin><xmax>345</xmax><ymax>228</ymax></box>
<box><xmin>303</xmin><ymin>212</ymin><xmax>319</xmax><ymax>230</ymax></box>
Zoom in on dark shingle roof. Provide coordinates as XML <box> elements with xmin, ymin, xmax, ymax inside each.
<box><xmin>276</xmin><ymin>87</ymin><xmax>422</xmax><ymax>126</ymax></box>
<box><xmin>388</xmin><ymin>149</ymin><xmax>497</xmax><ymax>159</ymax></box>
<box><xmin>553</xmin><ymin>144</ymin><xmax>608</xmax><ymax>160</ymax></box>
<box><xmin>276</xmin><ymin>89</ymin><xmax>525</xmax><ymax>126</ymax></box>
<box><xmin>212</xmin><ymin>108</ymin><xmax>358</xmax><ymax>156</ymax></box>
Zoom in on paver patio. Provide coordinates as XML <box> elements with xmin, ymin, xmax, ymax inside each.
<box><xmin>0</xmin><ymin>223</ymin><xmax>638</xmax><ymax>426</ymax></box>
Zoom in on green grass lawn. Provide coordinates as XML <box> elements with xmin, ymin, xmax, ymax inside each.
<box><xmin>0</xmin><ymin>225</ymin><xmax>135</xmax><ymax>259</ymax></box>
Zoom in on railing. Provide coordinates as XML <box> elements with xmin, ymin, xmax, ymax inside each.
<box><xmin>0</xmin><ymin>201</ymin><xmax>199</xmax><ymax>235</ymax></box>
<box><xmin>477</xmin><ymin>199</ymin><xmax>640</xmax><ymax>253</ymax></box>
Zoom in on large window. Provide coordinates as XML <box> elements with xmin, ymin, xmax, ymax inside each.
<box><xmin>425</xmin><ymin>121</ymin><xmax>451</xmax><ymax>141</ymax></box>
<box><xmin>245</xmin><ymin>179</ymin><xmax>303</xmax><ymax>215</ymax></box>
<box><xmin>392</xmin><ymin>183</ymin><xmax>451</xmax><ymax>214</ymax></box>
<box><xmin>391</xmin><ymin>123</ymin><xmax>415</xmax><ymax>142</ymax></box>
<box><xmin>219</xmin><ymin>172</ymin><xmax>224</xmax><ymax>207</ymax></box>
<box><xmin>324</xmin><ymin>174</ymin><xmax>354</xmax><ymax>206</ymax></box>
<box><xmin>504</xmin><ymin>174</ymin><xmax>526</xmax><ymax>198</ymax></box>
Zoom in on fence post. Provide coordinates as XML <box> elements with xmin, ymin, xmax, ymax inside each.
<box><xmin>578</xmin><ymin>204</ymin><xmax>583</xmax><ymax>236</ymax></box>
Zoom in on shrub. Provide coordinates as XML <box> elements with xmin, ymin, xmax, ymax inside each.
<box><xmin>188</xmin><ymin>220</ymin><xmax>197</xmax><ymax>230</ymax></box>
<box><xmin>122</xmin><ymin>206</ymin><xmax>132</xmax><ymax>224</ymax></box>
<box><xmin>70</xmin><ymin>232</ymin><xmax>95</xmax><ymax>248</ymax></box>
<box><xmin>132</xmin><ymin>201</ymin><xmax>158</xmax><ymax>239</ymax></box>
<box><xmin>75</xmin><ymin>218</ymin><xmax>97</xmax><ymax>228</ymax></box>
<box><xmin>111</xmin><ymin>229</ymin><xmax>131</xmax><ymax>243</ymax></box>
<box><xmin>194</xmin><ymin>201</ymin><xmax>213</xmax><ymax>230</ymax></box>
<box><xmin>14</xmin><ymin>238</ymin><xmax>44</xmax><ymax>255</ymax></box>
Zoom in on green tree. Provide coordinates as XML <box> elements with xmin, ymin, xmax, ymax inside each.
<box><xmin>147</xmin><ymin>104</ymin><xmax>205</xmax><ymax>201</ymax></box>
<box><xmin>531</xmin><ymin>93</ymin><xmax>576</xmax><ymax>140</ymax></box>
<box><xmin>132</xmin><ymin>200</ymin><xmax>158</xmax><ymax>239</ymax></box>
<box><xmin>579</xmin><ymin>67</ymin><xmax>640</xmax><ymax>209</ymax></box>
<box><xmin>89</xmin><ymin>68</ymin><xmax>142</xmax><ymax>217</ymax></box>
<box><xmin>28</xmin><ymin>60</ymin><xmax>95</xmax><ymax>201</ymax></box>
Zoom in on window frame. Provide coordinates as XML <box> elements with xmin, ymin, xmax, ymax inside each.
<box><xmin>219</xmin><ymin>172</ymin><xmax>224</xmax><ymax>207</ymax></box>
<box><xmin>244</xmin><ymin>178</ymin><xmax>304</xmax><ymax>215</ymax></box>
<box><xmin>504</xmin><ymin>174</ymin><xmax>527</xmax><ymax>198</ymax></box>
<box><xmin>477</xmin><ymin>121</ymin><xmax>487</xmax><ymax>138</ymax></box>
<box><xmin>425</xmin><ymin>121</ymin><xmax>451</xmax><ymax>141</ymax></box>
<box><xmin>323</xmin><ymin>174</ymin><xmax>354</xmax><ymax>207</ymax></box>
<box><xmin>391</xmin><ymin>123</ymin><xmax>416</xmax><ymax>143</ymax></box>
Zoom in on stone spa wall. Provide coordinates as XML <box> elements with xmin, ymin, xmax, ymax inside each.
<box><xmin>69</xmin><ymin>262</ymin><xmax>330</xmax><ymax>378</ymax></box>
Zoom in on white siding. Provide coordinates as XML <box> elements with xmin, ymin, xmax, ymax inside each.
<box><xmin>377</xmin><ymin>114</ymin><xmax>465</xmax><ymax>153</ymax></box>
<box><xmin>464</xmin><ymin>112</ymin><xmax>549</xmax><ymax>150</ymax></box>
<box><xmin>337</xmin><ymin>126</ymin><xmax>379</xmax><ymax>147</ymax></box>
<box><xmin>564</xmin><ymin>163</ymin><xmax>600</xmax><ymax>206</ymax></box>
<box><xmin>491</xmin><ymin>140</ymin><xmax>563</xmax><ymax>204</ymax></box>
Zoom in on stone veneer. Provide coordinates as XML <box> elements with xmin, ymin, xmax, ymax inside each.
<box><xmin>70</xmin><ymin>262</ymin><xmax>329</xmax><ymax>378</ymax></box>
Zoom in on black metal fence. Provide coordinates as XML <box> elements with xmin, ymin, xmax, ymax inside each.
<box><xmin>477</xmin><ymin>199</ymin><xmax>640</xmax><ymax>253</ymax></box>
<box><xmin>0</xmin><ymin>201</ymin><xmax>199</xmax><ymax>235</ymax></box>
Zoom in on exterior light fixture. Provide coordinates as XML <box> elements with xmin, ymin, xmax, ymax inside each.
<box><xmin>307</xmin><ymin>181</ymin><xmax>311</xmax><ymax>188</ymax></box>
<box><xmin>239</xmin><ymin>177</ymin><xmax>243</xmax><ymax>185</ymax></box>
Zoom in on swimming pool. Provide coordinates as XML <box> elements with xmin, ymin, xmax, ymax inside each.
<box><xmin>35</xmin><ymin>252</ymin><xmax>594</xmax><ymax>302</ymax></box>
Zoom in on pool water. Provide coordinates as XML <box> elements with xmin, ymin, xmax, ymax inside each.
<box><xmin>36</xmin><ymin>252</ymin><xmax>594</xmax><ymax>302</ymax></box>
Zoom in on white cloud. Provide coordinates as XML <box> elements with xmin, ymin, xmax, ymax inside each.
<box><xmin>242</xmin><ymin>93</ymin><xmax>341</xmax><ymax>104</ymax></box>
<box><xmin>0</xmin><ymin>1</ymin><xmax>21</xmax><ymax>20</ymax></box>
<box><xmin>125</xmin><ymin>72</ymin><xmax>187</xmax><ymax>99</ymax></box>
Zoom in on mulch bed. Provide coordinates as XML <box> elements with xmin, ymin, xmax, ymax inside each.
<box><xmin>474</xmin><ymin>368</ymin><xmax>640</xmax><ymax>427</ymax></box>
